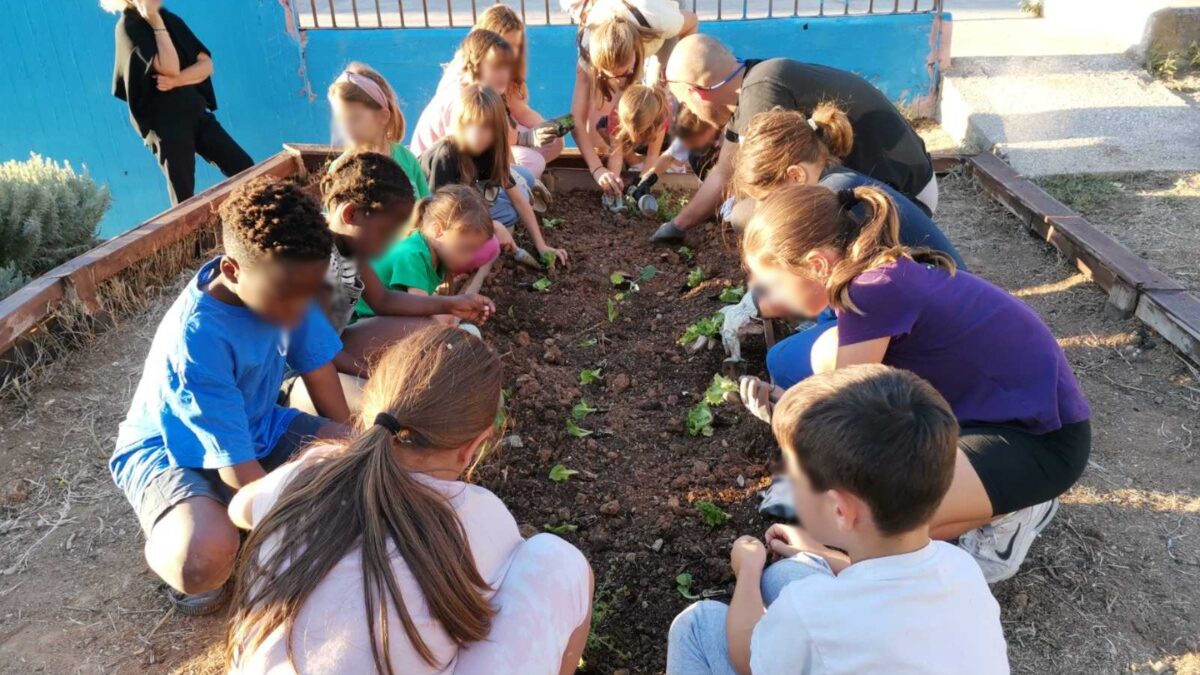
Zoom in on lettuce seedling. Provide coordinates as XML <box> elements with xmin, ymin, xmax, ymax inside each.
<box><xmin>549</xmin><ymin>463</ymin><xmax>579</xmax><ymax>482</ymax></box>
<box><xmin>695</xmin><ymin>500</ymin><xmax>730</xmax><ymax>527</ymax></box>
<box><xmin>533</xmin><ymin>277</ymin><xmax>552</xmax><ymax>292</ymax></box>
<box><xmin>687</xmin><ymin>402</ymin><xmax>715</xmax><ymax>437</ymax></box>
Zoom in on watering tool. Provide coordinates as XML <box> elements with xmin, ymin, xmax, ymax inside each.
<box><xmin>625</xmin><ymin>174</ymin><xmax>659</xmax><ymax>217</ymax></box>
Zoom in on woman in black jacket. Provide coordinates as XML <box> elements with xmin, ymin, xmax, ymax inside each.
<box><xmin>106</xmin><ymin>0</ymin><xmax>253</xmax><ymax>204</ymax></box>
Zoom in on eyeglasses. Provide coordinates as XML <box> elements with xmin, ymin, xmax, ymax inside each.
<box><xmin>667</xmin><ymin>60</ymin><xmax>746</xmax><ymax>94</ymax></box>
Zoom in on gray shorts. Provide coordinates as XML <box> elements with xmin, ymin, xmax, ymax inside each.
<box><xmin>134</xmin><ymin>412</ymin><xmax>327</xmax><ymax>537</ymax></box>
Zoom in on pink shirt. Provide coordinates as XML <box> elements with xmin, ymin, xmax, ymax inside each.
<box><xmin>231</xmin><ymin>459</ymin><xmax>524</xmax><ymax>675</ymax></box>
<box><xmin>411</xmin><ymin>77</ymin><xmax>462</xmax><ymax>155</ymax></box>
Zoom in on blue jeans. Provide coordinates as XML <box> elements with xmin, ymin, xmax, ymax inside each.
<box><xmin>666</xmin><ymin>557</ymin><xmax>827</xmax><ymax>675</ymax></box>
<box><xmin>766</xmin><ymin>308</ymin><xmax>838</xmax><ymax>390</ymax></box>
<box><xmin>490</xmin><ymin>165</ymin><xmax>535</xmax><ymax>228</ymax></box>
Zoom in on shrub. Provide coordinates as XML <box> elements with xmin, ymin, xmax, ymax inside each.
<box><xmin>0</xmin><ymin>265</ymin><xmax>31</xmax><ymax>300</ymax></box>
<box><xmin>0</xmin><ymin>154</ymin><xmax>111</xmax><ymax>298</ymax></box>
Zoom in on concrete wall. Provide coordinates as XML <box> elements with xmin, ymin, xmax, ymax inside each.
<box><xmin>1</xmin><ymin>2</ymin><xmax>943</xmax><ymax>238</ymax></box>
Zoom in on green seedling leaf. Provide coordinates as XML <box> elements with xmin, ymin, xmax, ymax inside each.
<box><xmin>578</xmin><ymin>336</ymin><xmax>598</xmax><ymax>348</ymax></box>
<box><xmin>675</xmin><ymin>572</ymin><xmax>700</xmax><ymax>600</ymax></box>
<box><xmin>719</xmin><ymin>284</ymin><xmax>746</xmax><ymax>304</ymax></box>
<box><xmin>687</xmin><ymin>402</ymin><xmax>715</xmax><ymax>437</ymax></box>
<box><xmin>606</xmin><ymin>298</ymin><xmax>620</xmax><ymax>322</ymax></box>
<box><xmin>533</xmin><ymin>277</ymin><xmax>552</xmax><ymax>292</ymax></box>
<box><xmin>580</xmin><ymin>368</ymin><xmax>603</xmax><ymax>384</ymax></box>
<box><xmin>566</xmin><ymin>418</ymin><xmax>594</xmax><ymax>438</ymax></box>
<box><xmin>687</xmin><ymin>266</ymin><xmax>707</xmax><ymax>288</ymax></box>
<box><xmin>545</xmin><ymin>522</ymin><xmax>578</xmax><ymax>534</ymax></box>
<box><xmin>695</xmin><ymin>500</ymin><xmax>731</xmax><ymax>527</ymax></box>
<box><xmin>704</xmin><ymin>374</ymin><xmax>738</xmax><ymax>406</ymax></box>
<box><xmin>678</xmin><ymin>313</ymin><xmax>725</xmax><ymax>346</ymax></box>
<box><xmin>609</xmin><ymin>271</ymin><xmax>627</xmax><ymax>286</ymax></box>
<box><xmin>639</xmin><ymin>265</ymin><xmax>658</xmax><ymax>282</ymax></box>
<box><xmin>542</xmin><ymin>216</ymin><xmax>563</xmax><ymax>229</ymax></box>
<box><xmin>541</xmin><ymin>250</ymin><xmax>557</xmax><ymax>273</ymax></box>
<box><xmin>678</xmin><ymin>245</ymin><xmax>694</xmax><ymax>262</ymax></box>
<box><xmin>549</xmin><ymin>463</ymin><xmax>580</xmax><ymax>482</ymax></box>
<box><xmin>571</xmin><ymin>399</ymin><xmax>598</xmax><ymax>421</ymax></box>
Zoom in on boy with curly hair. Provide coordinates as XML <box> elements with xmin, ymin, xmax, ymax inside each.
<box><xmin>110</xmin><ymin>177</ymin><xmax>351</xmax><ymax>616</ymax></box>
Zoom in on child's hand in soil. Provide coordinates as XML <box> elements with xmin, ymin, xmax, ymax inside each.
<box><xmin>764</xmin><ymin>524</ymin><xmax>852</xmax><ymax>573</ymax></box>
<box><xmin>447</xmin><ymin>293</ymin><xmax>495</xmax><ymax>324</ymax></box>
<box><xmin>736</xmin><ymin>376</ymin><xmax>783</xmax><ymax>424</ymax></box>
<box><xmin>493</xmin><ymin>221</ymin><xmax>517</xmax><ymax>253</ymax></box>
<box><xmin>538</xmin><ymin>244</ymin><xmax>570</xmax><ymax>268</ymax></box>
<box><xmin>730</xmin><ymin>535</ymin><xmax>767</xmax><ymax>578</ymax></box>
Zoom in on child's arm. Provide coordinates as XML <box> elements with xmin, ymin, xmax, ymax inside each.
<box><xmin>570</xmin><ymin>66</ymin><xmax>621</xmax><ymax>195</ymax></box>
<box><xmin>640</xmin><ymin>127</ymin><xmax>666</xmax><ymax>181</ymax></box>
<box><xmin>298</xmin><ymin>361</ymin><xmax>351</xmax><ymax>424</ymax></box>
<box><xmin>727</xmin><ymin>535</ymin><xmax>769</xmax><ymax>675</ymax></box>
<box><xmin>764</xmin><ymin>524</ymin><xmax>852</xmax><ymax>574</ymax></box>
<box><xmin>607</xmin><ymin>142</ymin><xmax>625</xmax><ymax>177</ymax></box>
<box><xmin>509</xmin><ymin>94</ymin><xmax>544</xmax><ymax>129</ymax></box>
<box><xmin>360</xmin><ymin>265</ymin><xmax>494</xmax><ymax>323</ymax></box>
<box><xmin>508</xmin><ymin>185</ymin><xmax>570</xmax><ymax>266</ymax></box>
<box><xmin>217</xmin><ymin>458</ymin><xmax>266</xmax><ymax>492</ymax></box>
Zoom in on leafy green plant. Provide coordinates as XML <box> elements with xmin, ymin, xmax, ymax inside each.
<box><xmin>0</xmin><ymin>265</ymin><xmax>31</xmax><ymax>300</ymax></box>
<box><xmin>687</xmin><ymin>402</ymin><xmax>715</xmax><ymax>437</ymax></box>
<box><xmin>580</xmin><ymin>368</ymin><xmax>604</xmax><ymax>384</ymax></box>
<box><xmin>609</xmin><ymin>271</ymin><xmax>627</xmax><ymax>286</ymax></box>
<box><xmin>657</xmin><ymin>189</ymin><xmax>690</xmax><ymax>222</ymax></box>
<box><xmin>541</xmin><ymin>250</ymin><xmax>557</xmax><ymax>273</ymax></box>
<box><xmin>606</xmin><ymin>297</ymin><xmax>620</xmax><ymax>322</ymax></box>
<box><xmin>704</xmin><ymin>374</ymin><xmax>738</xmax><ymax>405</ymax></box>
<box><xmin>549</xmin><ymin>463</ymin><xmax>579</xmax><ymax>482</ymax></box>
<box><xmin>678</xmin><ymin>246</ymin><xmax>694</xmax><ymax>262</ymax></box>
<box><xmin>678</xmin><ymin>313</ymin><xmax>724</xmax><ymax>346</ymax></box>
<box><xmin>675</xmin><ymin>572</ymin><xmax>699</xmax><ymax>600</ymax></box>
<box><xmin>545</xmin><ymin>521</ymin><xmax>578</xmax><ymax>534</ymax></box>
<box><xmin>541</xmin><ymin>216</ymin><xmax>563</xmax><ymax>229</ymax></box>
<box><xmin>1018</xmin><ymin>0</ymin><xmax>1042</xmax><ymax>17</ymax></box>
<box><xmin>566</xmin><ymin>419</ymin><xmax>593</xmax><ymax>438</ymax></box>
<box><xmin>578</xmin><ymin>336</ymin><xmax>598</xmax><ymax>348</ymax></box>
<box><xmin>695</xmin><ymin>500</ymin><xmax>731</xmax><ymax>527</ymax></box>
<box><xmin>719</xmin><ymin>284</ymin><xmax>746</xmax><ymax>304</ymax></box>
<box><xmin>571</xmin><ymin>399</ymin><xmax>598</xmax><ymax>420</ymax></box>
<box><xmin>639</xmin><ymin>265</ymin><xmax>657</xmax><ymax>282</ymax></box>
<box><xmin>686</xmin><ymin>266</ymin><xmax>707</xmax><ymax>288</ymax></box>
<box><xmin>533</xmin><ymin>277</ymin><xmax>552</xmax><ymax>292</ymax></box>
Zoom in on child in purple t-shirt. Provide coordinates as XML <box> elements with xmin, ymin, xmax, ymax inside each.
<box><xmin>739</xmin><ymin>183</ymin><xmax>1091</xmax><ymax>584</ymax></box>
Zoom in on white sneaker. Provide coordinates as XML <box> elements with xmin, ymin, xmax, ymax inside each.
<box><xmin>958</xmin><ymin>498</ymin><xmax>1059</xmax><ymax>584</ymax></box>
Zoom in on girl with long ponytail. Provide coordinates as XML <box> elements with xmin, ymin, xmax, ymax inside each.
<box><xmin>740</xmin><ymin>184</ymin><xmax>1092</xmax><ymax>585</ymax></box>
<box><xmin>227</xmin><ymin>327</ymin><xmax>593</xmax><ymax>674</ymax></box>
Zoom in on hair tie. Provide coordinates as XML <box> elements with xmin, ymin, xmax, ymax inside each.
<box><xmin>374</xmin><ymin>411</ymin><xmax>404</xmax><ymax>435</ymax></box>
<box><xmin>836</xmin><ymin>188</ymin><xmax>858</xmax><ymax>208</ymax></box>
<box><xmin>807</xmin><ymin>117</ymin><xmax>822</xmax><ymax>137</ymax></box>
<box><xmin>834</xmin><ymin>189</ymin><xmax>863</xmax><ymax>248</ymax></box>
<box><xmin>336</xmin><ymin>71</ymin><xmax>390</xmax><ymax>111</ymax></box>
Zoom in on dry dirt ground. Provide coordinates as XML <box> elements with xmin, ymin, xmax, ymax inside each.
<box><xmin>1</xmin><ymin>172</ymin><xmax>1198</xmax><ymax>674</ymax></box>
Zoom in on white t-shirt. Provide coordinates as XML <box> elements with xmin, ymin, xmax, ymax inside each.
<box><xmin>231</xmin><ymin>460</ymin><xmax>524</xmax><ymax>675</ymax></box>
<box><xmin>571</xmin><ymin>0</ymin><xmax>686</xmax><ymax>58</ymax></box>
<box><xmin>750</xmin><ymin>542</ymin><xmax>1010</xmax><ymax>675</ymax></box>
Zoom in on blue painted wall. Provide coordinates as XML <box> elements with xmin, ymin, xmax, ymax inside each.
<box><xmin>1</xmin><ymin>3</ymin><xmax>940</xmax><ymax>238</ymax></box>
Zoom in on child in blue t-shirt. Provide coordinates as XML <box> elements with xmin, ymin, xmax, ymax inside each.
<box><xmin>110</xmin><ymin>177</ymin><xmax>350</xmax><ymax>616</ymax></box>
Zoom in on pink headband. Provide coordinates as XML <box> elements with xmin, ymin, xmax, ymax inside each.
<box><xmin>336</xmin><ymin>71</ymin><xmax>390</xmax><ymax>111</ymax></box>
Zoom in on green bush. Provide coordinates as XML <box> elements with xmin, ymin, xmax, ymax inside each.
<box><xmin>0</xmin><ymin>153</ymin><xmax>111</xmax><ymax>299</ymax></box>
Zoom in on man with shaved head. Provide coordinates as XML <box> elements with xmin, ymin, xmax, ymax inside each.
<box><xmin>652</xmin><ymin>34</ymin><xmax>936</xmax><ymax>242</ymax></box>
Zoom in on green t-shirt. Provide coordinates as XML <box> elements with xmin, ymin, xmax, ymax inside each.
<box><xmin>355</xmin><ymin>232</ymin><xmax>443</xmax><ymax>318</ymax></box>
<box><xmin>392</xmin><ymin>143</ymin><xmax>430</xmax><ymax>199</ymax></box>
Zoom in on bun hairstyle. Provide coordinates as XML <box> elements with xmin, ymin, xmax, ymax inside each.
<box><xmin>414</xmin><ymin>184</ymin><xmax>495</xmax><ymax>241</ymax></box>
<box><xmin>584</xmin><ymin>19</ymin><xmax>655</xmax><ymax>102</ymax></box>
<box><xmin>327</xmin><ymin>62</ymin><xmax>407</xmax><ymax>143</ymax></box>
<box><xmin>228</xmin><ymin>326</ymin><xmax>504</xmax><ymax>673</ymax></box>
<box><xmin>455</xmin><ymin>29</ymin><xmax>516</xmax><ymax>85</ymax></box>
<box><xmin>732</xmin><ymin>104</ymin><xmax>854</xmax><ymax>200</ymax></box>
<box><xmin>474</xmin><ymin>5</ymin><xmax>527</xmax><ymax>99</ymax></box>
<box><xmin>742</xmin><ymin>184</ymin><xmax>956</xmax><ymax>314</ymax></box>
<box><xmin>615</xmin><ymin>84</ymin><xmax>669</xmax><ymax>154</ymax></box>
<box><xmin>450</xmin><ymin>84</ymin><xmax>514</xmax><ymax>188</ymax></box>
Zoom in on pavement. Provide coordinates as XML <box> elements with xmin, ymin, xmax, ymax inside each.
<box><xmin>940</xmin><ymin>11</ymin><xmax>1200</xmax><ymax>176</ymax></box>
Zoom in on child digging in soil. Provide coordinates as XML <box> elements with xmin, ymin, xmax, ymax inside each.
<box><xmin>420</xmin><ymin>84</ymin><xmax>569</xmax><ymax>269</ymax></box>
<box><xmin>109</xmin><ymin>177</ymin><xmax>351</xmax><ymax>615</ymax></box>
<box><xmin>227</xmin><ymin>326</ymin><xmax>593</xmax><ymax>675</ymax></box>
<box><xmin>286</xmin><ymin>153</ymin><xmax>494</xmax><ymax>417</ymax></box>
<box><xmin>604</xmin><ymin>83</ymin><xmax>670</xmax><ymax>183</ymax></box>
<box><xmin>668</xmin><ymin>365</ymin><xmax>1009</xmax><ymax>675</ymax></box>
<box><xmin>737</xmin><ymin>183</ymin><xmax>1092</xmax><ymax>583</ymax></box>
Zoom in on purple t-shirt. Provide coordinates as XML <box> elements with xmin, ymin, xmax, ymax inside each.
<box><xmin>836</xmin><ymin>257</ymin><xmax>1090</xmax><ymax>434</ymax></box>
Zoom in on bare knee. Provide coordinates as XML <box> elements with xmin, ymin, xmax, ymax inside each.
<box><xmin>810</xmin><ymin>326</ymin><xmax>839</xmax><ymax>374</ymax></box>
<box><xmin>145</xmin><ymin>498</ymin><xmax>240</xmax><ymax>594</ymax></box>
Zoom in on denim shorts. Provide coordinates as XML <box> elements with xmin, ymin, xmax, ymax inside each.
<box><xmin>134</xmin><ymin>412</ymin><xmax>327</xmax><ymax>537</ymax></box>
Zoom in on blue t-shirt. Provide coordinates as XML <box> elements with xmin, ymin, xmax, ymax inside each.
<box><xmin>110</xmin><ymin>258</ymin><xmax>341</xmax><ymax>499</ymax></box>
<box><xmin>820</xmin><ymin>165</ymin><xmax>966</xmax><ymax>271</ymax></box>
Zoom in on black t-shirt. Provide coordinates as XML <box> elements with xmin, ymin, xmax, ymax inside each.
<box><xmin>419</xmin><ymin>139</ymin><xmax>512</xmax><ymax>196</ymax></box>
<box><xmin>112</xmin><ymin>8</ymin><xmax>216</xmax><ymax>137</ymax></box>
<box><xmin>726</xmin><ymin>59</ymin><xmax>933</xmax><ymax>199</ymax></box>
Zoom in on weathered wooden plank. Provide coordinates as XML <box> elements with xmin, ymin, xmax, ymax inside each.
<box><xmin>0</xmin><ymin>278</ymin><xmax>65</xmax><ymax>356</ymax></box>
<box><xmin>1136</xmin><ymin>290</ymin><xmax>1200</xmax><ymax>364</ymax></box>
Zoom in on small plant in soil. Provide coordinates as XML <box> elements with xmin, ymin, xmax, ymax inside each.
<box><xmin>580</xmin><ymin>367</ymin><xmax>603</xmax><ymax>384</ymax></box>
<box><xmin>532</xmin><ymin>277</ymin><xmax>552</xmax><ymax>292</ymax></box>
<box><xmin>675</xmin><ymin>572</ymin><xmax>700</xmax><ymax>600</ymax></box>
<box><xmin>687</xmin><ymin>401</ymin><xmax>715</xmax><ymax>437</ymax></box>
<box><xmin>541</xmin><ymin>216</ymin><xmax>563</xmax><ymax>229</ymax></box>
<box><xmin>686</xmin><ymin>266</ymin><xmax>707</xmax><ymax>288</ymax></box>
<box><xmin>606</xmin><ymin>297</ymin><xmax>620</xmax><ymax>322</ymax></box>
<box><xmin>571</xmin><ymin>399</ymin><xmax>598</xmax><ymax>420</ymax></box>
<box><xmin>566</xmin><ymin>418</ymin><xmax>594</xmax><ymax>438</ymax></box>
<box><xmin>695</xmin><ymin>500</ymin><xmax>731</xmax><ymax>527</ymax></box>
<box><xmin>578</xmin><ymin>336</ymin><xmax>598</xmax><ymax>348</ymax></box>
<box><xmin>678</xmin><ymin>245</ymin><xmax>694</xmax><ymax>262</ymax></box>
<box><xmin>549</xmin><ymin>463</ymin><xmax>580</xmax><ymax>482</ymax></box>
<box><xmin>638</xmin><ymin>265</ymin><xmax>657</xmax><ymax>282</ymax></box>
<box><xmin>704</xmin><ymin>374</ymin><xmax>738</xmax><ymax>405</ymax></box>
<box><xmin>544</xmin><ymin>521</ymin><xmax>578</xmax><ymax>534</ymax></box>
<box><xmin>541</xmin><ymin>250</ymin><xmax>558</xmax><ymax>273</ymax></box>
<box><xmin>678</xmin><ymin>313</ymin><xmax>724</xmax><ymax>346</ymax></box>
<box><xmin>609</xmin><ymin>271</ymin><xmax>627</xmax><ymax>286</ymax></box>
<box><xmin>719</xmin><ymin>284</ymin><xmax>746</xmax><ymax>304</ymax></box>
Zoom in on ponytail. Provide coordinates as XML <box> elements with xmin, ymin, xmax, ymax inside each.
<box><xmin>228</xmin><ymin>327</ymin><xmax>504</xmax><ymax>673</ymax></box>
<box><xmin>808</xmin><ymin>101</ymin><xmax>853</xmax><ymax>160</ymax></box>
<box><xmin>415</xmin><ymin>185</ymin><xmax>494</xmax><ymax>240</ymax></box>
<box><xmin>732</xmin><ymin>105</ymin><xmax>854</xmax><ymax>200</ymax></box>
<box><xmin>742</xmin><ymin>184</ymin><xmax>956</xmax><ymax>315</ymax></box>
<box><xmin>615</xmin><ymin>84</ymin><xmax>669</xmax><ymax>154</ymax></box>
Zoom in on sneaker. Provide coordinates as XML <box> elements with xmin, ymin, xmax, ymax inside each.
<box><xmin>531</xmin><ymin>180</ymin><xmax>552</xmax><ymax>214</ymax></box>
<box><xmin>162</xmin><ymin>584</ymin><xmax>230</xmax><ymax>617</ymax></box>
<box><xmin>958</xmin><ymin>498</ymin><xmax>1059</xmax><ymax>584</ymax></box>
<box><xmin>756</xmin><ymin>474</ymin><xmax>796</xmax><ymax>521</ymax></box>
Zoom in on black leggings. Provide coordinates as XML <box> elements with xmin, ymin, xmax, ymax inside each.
<box><xmin>961</xmin><ymin>419</ymin><xmax>1092</xmax><ymax>516</ymax></box>
<box><xmin>145</xmin><ymin>111</ymin><xmax>253</xmax><ymax>204</ymax></box>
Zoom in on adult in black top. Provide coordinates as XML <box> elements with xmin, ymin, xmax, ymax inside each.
<box><xmin>653</xmin><ymin>34</ymin><xmax>935</xmax><ymax>242</ymax></box>
<box><xmin>109</xmin><ymin>1</ymin><xmax>253</xmax><ymax>204</ymax></box>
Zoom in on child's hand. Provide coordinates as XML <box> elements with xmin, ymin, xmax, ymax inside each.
<box><xmin>594</xmin><ymin>168</ymin><xmax>623</xmax><ymax>196</ymax></box>
<box><xmin>537</xmin><ymin>244</ymin><xmax>570</xmax><ymax>268</ymax></box>
<box><xmin>493</xmin><ymin>222</ymin><xmax>517</xmax><ymax>253</ymax></box>
<box><xmin>448</xmin><ymin>293</ymin><xmax>495</xmax><ymax>324</ymax></box>
<box><xmin>764</xmin><ymin>524</ymin><xmax>824</xmax><ymax>559</ymax></box>
<box><xmin>730</xmin><ymin>535</ymin><xmax>767</xmax><ymax>578</ymax></box>
<box><xmin>737</xmin><ymin>376</ymin><xmax>781</xmax><ymax>424</ymax></box>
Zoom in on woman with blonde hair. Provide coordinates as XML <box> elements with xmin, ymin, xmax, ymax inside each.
<box><xmin>105</xmin><ymin>0</ymin><xmax>252</xmax><ymax>204</ymax></box>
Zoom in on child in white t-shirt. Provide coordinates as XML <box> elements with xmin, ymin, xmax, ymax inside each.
<box><xmin>667</xmin><ymin>364</ymin><xmax>1010</xmax><ymax>675</ymax></box>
